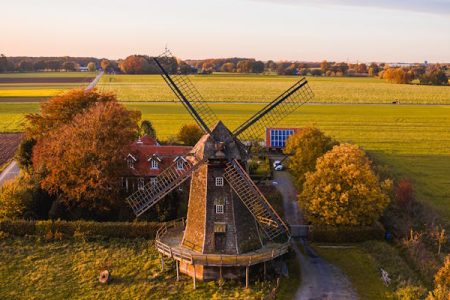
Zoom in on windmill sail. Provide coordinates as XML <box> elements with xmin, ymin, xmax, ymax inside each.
<box><xmin>127</xmin><ymin>155</ymin><xmax>206</xmax><ymax>217</ymax></box>
<box><xmin>224</xmin><ymin>159</ymin><xmax>290</xmax><ymax>240</ymax></box>
<box><xmin>153</xmin><ymin>50</ymin><xmax>218</xmax><ymax>134</ymax></box>
<box><xmin>233</xmin><ymin>77</ymin><xmax>313</xmax><ymax>142</ymax></box>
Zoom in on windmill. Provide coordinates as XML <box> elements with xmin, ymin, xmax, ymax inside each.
<box><xmin>126</xmin><ymin>50</ymin><xmax>314</xmax><ymax>285</ymax></box>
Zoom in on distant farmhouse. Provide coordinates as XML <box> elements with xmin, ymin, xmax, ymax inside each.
<box><xmin>123</xmin><ymin>135</ymin><xmax>192</xmax><ymax>193</ymax></box>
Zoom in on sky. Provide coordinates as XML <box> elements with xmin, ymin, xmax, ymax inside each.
<box><xmin>1</xmin><ymin>0</ymin><xmax>450</xmax><ymax>62</ymax></box>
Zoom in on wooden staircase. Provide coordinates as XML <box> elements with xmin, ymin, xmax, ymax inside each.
<box><xmin>127</xmin><ymin>157</ymin><xmax>206</xmax><ymax>217</ymax></box>
<box><xmin>224</xmin><ymin>160</ymin><xmax>289</xmax><ymax>240</ymax></box>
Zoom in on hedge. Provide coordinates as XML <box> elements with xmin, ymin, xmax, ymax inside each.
<box><xmin>309</xmin><ymin>222</ymin><xmax>385</xmax><ymax>243</ymax></box>
<box><xmin>0</xmin><ymin>219</ymin><xmax>161</xmax><ymax>240</ymax></box>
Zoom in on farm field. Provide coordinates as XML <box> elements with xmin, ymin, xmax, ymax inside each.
<box><xmin>1</xmin><ymin>102</ymin><xmax>449</xmax><ymax>220</ymax></box>
<box><xmin>0</xmin><ymin>236</ymin><xmax>278</xmax><ymax>299</ymax></box>
<box><xmin>0</xmin><ymin>133</ymin><xmax>22</xmax><ymax>170</ymax></box>
<box><xmin>0</xmin><ymin>72</ymin><xmax>95</xmax><ymax>101</ymax></box>
<box><xmin>98</xmin><ymin>74</ymin><xmax>450</xmax><ymax>104</ymax></box>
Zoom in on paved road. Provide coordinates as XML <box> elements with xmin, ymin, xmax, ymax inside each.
<box><xmin>272</xmin><ymin>169</ymin><xmax>357</xmax><ymax>300</ymax></box>
<box><xmin>0</xmin><ymin>160</ymin><xmax>20</xmax><ymax>187</ymax></box>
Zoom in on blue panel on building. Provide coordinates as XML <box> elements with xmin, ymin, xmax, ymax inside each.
<box><xmin>269</xmin><ymin>129</ymin><xmax>295</xmax><ymax>148</ymax></box>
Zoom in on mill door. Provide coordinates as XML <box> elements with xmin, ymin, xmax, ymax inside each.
<box><xmin>214</xmin><ymin>233</ymin><xmax>226</xmax><ymax>252</ymax></box>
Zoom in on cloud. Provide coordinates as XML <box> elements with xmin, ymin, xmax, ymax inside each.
<box><xmin>250</xmin><ymin>0</ymin><xmax>450</xmax><ymax>16</ymax></box>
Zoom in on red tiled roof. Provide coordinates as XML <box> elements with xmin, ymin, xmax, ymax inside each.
<box><xmin>125</xmin><ymin>135</ymin><xmax>192</xmax><ymax>177</ymax></box>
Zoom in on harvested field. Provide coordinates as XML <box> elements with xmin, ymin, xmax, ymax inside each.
<box><xmin>0</xmin><ymin>77</ymin><xmax>94</xmax><ymax>83</ymax></box>
<box><xmin>0</xmin><ymin>133</ymin><xmax>23</xmax><ymax>168</ymax></box>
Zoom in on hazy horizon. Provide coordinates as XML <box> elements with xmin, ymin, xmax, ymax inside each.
<box><xmin>2</xmin><ymin>0</ymin><xmax>450</xmax><ymax>63</ymax></box>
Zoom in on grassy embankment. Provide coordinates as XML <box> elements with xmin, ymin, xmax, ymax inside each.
<box><xmin>98</xmin><ymin>74</ymin><xmax>450</xmax><ymax>104</ymax></box>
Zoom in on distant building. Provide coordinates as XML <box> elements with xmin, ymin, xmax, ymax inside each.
<box><xmin>265</xmin><ymin>127</ymin><xmax>300</xmax><ymax>149</ymax></box>
<box><xmin>122</xmin><ymin>135</ymin><xmax>192</xmax><ymax>192</ymax></box>
<box><xmin>79</xmin><ymin>66</ymin><xmax>89</xmax><ymax>72</ymax></box>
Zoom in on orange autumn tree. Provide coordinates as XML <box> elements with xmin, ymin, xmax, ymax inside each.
<box><xmin>299</xmin><ymin>143</ymin><xmax>391</xmax><ymax>226</ymax></box>
<box><xmin>26</xmin><ymin>88</ymin><xmax>116</xmax><ymax>139</ymax></box>
<box><xmin>32</xmin><ymin>101</ymin><xmax>140</xmax><ymax>211</ymax></box>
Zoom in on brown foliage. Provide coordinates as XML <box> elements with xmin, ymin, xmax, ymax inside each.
<box><xmin>32</xmin><ymin>101</ymin><xmax>140</xmax><ymax>211</ymax></box>
<box><xmin>395</xmin><ymin>179</ymin><xmax>414</xmax><ymax>209</ymax></box>
<box><xmin>382</xmin><ymin>67</ymin><xmax>414</xmax><ymax>84</ymax></box>
<box><xmin>25</xmin><ymin>89</ymin><xmax>116</xmax><ymax>139</ymax></box>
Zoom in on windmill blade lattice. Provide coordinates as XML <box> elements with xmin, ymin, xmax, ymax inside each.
<box><xmin>224</xmin><ymin>159</ymin><xmax>290</xmax><ymax>240</ymax></box>
<box><xmin>127</xmin><ymin>155</ymin><xmax>207</xmax><ymax>217</ymax></box>
<box><xmin>233</xmin><ymin>77</ymin><xmax>313</xmax><ymax>142</ymax></box>
<box><xmin>154</xmin><ymin>50</ymin><xmax>218</xmax><ymax>134</ymax></box>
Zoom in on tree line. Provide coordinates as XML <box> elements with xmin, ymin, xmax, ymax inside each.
<box><xmin>1</xmin><ymin>53</ymin><xmax>448</xmax><ymax>85</ymax></box>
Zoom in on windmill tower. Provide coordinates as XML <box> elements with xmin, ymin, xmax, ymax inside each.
<box><xmin>126</xmin><ymin>50</ymin><xmax>314</xmax><ymax>284</ymax></box>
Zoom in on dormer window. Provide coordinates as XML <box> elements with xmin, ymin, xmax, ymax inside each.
<box><xmin>126</xmin><ymin>154</ymin><xmax>137</xmax><ymax>169</ymax></box>
<box><xmin>150</xmin><ymin>159</ymin><xmax>159</xmax><ymax>169</ymax></box>
<box><xmin>176</xmin><ymin>159</ymin><xmax>184</xmax><ymax>170</ymax></box>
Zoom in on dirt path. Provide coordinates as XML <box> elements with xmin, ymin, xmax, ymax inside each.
<box><xmin>272</xmin><ymin>170</ymin><xmax>357</xmax><ymax>300</ymax></box>
<box><xmin>0</xmin><ymin>160</ymin><xmax>20</xmax><ymax>187</ymax></box>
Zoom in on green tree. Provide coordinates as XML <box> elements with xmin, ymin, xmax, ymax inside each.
<box><xmin>87</xmin><ymin>62</ymin><xmax>96</xmax><ymax>72</ymax></box>
<box><xmin>16</xmin><ymin>138</ymin><xmax>37</xmax><ymax>171</ymax></box>
<box><xmin>140</xmin><ymin>120</ymin><xmax>156</xmax><ymax>139</ymax></box>
<box><xmin>177</xmin><ymin>124</ymin><xmax>203</xmax><ymax>146</ymax></box>
<box><xmin>18</xmin><ymin>61</ymin><xmax>34</xmax><ymax>72</ymax></box>
<box><xmin>0</xmin><ymin>54</ymin><xmax>7</xmax><ymax>72</ymax></box>
<box><xmin>62</xmin><ymin>61</ymin><xmax>76</xmax><ymax>71</ymax></box>
<box><xmin>285</xmin><ymin>127</ymin><xmax>337</xmax><ymax>189</ymax></box>
<box><xmin>299</xmin><ymin>143</ymin><xmax>391</xmax><ymax>226</ymax></box>
<box><xmin>32</xmin><ymin>101</ymin><xmax>140</xmax><ymax>212</ymax></box>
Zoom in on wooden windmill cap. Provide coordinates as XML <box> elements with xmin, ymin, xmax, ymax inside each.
<box><xmin>191</xmin><ymin>121</ymin><xmax>247</xmax><ymax>161</ymax></box>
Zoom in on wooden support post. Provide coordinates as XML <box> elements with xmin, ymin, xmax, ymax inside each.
<box><xmin>176</xmin><ymin>260</ymin><xmax>180</xmax><ymax>281</ymax></box>
<box><xmin>245</xmin><ymin>266</ymin><xmax>249</xmax><ymax>289</ymax></box>
<box><xmin>193</xmin><ymin>264</ymin><xmax>197</xmax><ymax>290</ymax></box>
<box><xmin>219</xmin><ymin>266</ymin><xmax>223</xmax><ymax>280</ymax></box>
<box><xmin>160</xmin><ymin>256</ymin><xmax>165</xmax><ymax>272</ymax></box>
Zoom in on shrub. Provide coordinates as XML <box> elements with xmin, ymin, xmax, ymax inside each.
<box><xmin>310</xmin><ymin>222</ymin><xmax>385</xmax><ymax>243</ymax></box>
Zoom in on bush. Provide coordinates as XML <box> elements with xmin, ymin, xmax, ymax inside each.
<box><xmin>0</xmin><ymin>219</ymin><xmax>160</xmax><ymax>240</ymax></box>
<box><xmin>310</xmin><ymin>222</ymin><xmax>385</xmax><ymax>243</ymax></box>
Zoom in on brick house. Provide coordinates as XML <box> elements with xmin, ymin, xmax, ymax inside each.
<box><xmin>123</xmin><ymin>135</ymin><xmax>192</xmax><ymax>193</ymax></box>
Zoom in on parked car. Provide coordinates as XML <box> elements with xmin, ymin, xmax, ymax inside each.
<box><xmin>273</xmin><ymin>160</ymin><xmax>281</xmax><ymax>168</ymax></box>
<box><xmin>274</xmin><ymin>164</ymin><xmax>283</xmax><ymax>171</ymax></box>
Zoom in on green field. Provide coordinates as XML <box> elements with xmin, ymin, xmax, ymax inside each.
<box><xmin>98</xmin><ymin>74</ymin><xmax>450</xmax><ymax>104</ymax></box>
<box><xmin>1</xmin><ymin>102</ymin><xmax>449</xmax><ymax>220</ymax></box>
<box><xmin>0</xmin><ymin>236</ymin><xmax>277</xmax><ymax>299</ymax></box>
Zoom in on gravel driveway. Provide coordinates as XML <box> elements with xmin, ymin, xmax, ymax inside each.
<box><xmin>272</xmin><ymin>169</ymin><xmax>358</xmax><ymax>300</ymax></box>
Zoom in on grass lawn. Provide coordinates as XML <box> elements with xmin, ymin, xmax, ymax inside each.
<box><xmin>314</xmin><ymin>243</ymin><xmax>393</xmax><ymax>299</ymax></box>
<box><xmin>1</xmin><ymin>102</ymin><xmax>449</xmax><ymax>221</ymax></box>
<box><xmin>98</xmin><ymin>74</ymin><xmax>450</xmax><ymax>104</ymax></box>
<box><xmin>0</xmin><ymin>236</ymin><xmax>281</xmax><ymax>299</ymax></box>
<box><xmin>314</xmin><ymin>241</ymin><xmax>424</xmax><ymax>299</ymax></box>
